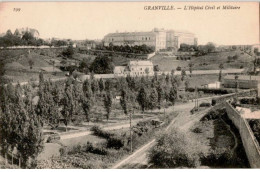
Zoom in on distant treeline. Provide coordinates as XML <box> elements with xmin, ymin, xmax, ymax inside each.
<box><xmin>96</xmin><ymin>43</ymin><xmax>155</xmax><ymax>54</ymax></box>
<box><xmin>0</xmin><ymin>29</ymin><xmax>70</xmax><ymax>47</ymax></box>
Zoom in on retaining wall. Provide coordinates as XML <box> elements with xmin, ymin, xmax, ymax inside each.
<box><xmin>224</xmin><ymin>102</ymin><xmax>260</xmax><ymax>168</ymax></box>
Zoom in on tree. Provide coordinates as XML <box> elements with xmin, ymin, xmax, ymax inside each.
<box><xmin>137</xmin><ymin>86</ymin><xmax>148</xmax><ymax>113</ymax></box>
<box><xmin>181</xmin><ymin>69</ymin><xmax>186</xmax><ymax>81</ymax></box>
<box><xmin>219</xmin><ymin>63</ymin><xmax>224</xmax><ymax>82</ymax></box>
<box><xmin>120</xmin><ymin>88</ymin><xmax>130</xmax><ymax>115</ymax></box>
<box><xmin>82</xmin><ymin>96</ymin><xmax>91</xmax><ymax>122</ymax></box>
<box><xmin>98</xmin><ymin>78</ymin><xmax>105</xmax><ymax>92</ymax></box>
<box><xmin>148</xmin><ymin>129</ymin><xmax>200</xmax><ymax>168</ymax></box>
<box><xmin>83</xmin><ymin>79</ymin><xmax>92</xmax><ymax>98</ymax></box>
<box><xmin>169</xmin><ymin>86</ymin><xmax>177</xmax><ymax>105</ymax></box>
<box><xmin>103</xmin><ymin>91</ymin><xmax>112</xmax><ymax>121</ymax></box>
<box><xmin>188</xmin><ymin>62</ymin><xmax>193</xmax><ymax>76</ymax></box>
<box><xmin>184</xmin><ymin>80</ymin><xmax>190</xmax><ymax>91</ymax></box>
<box><xmin>235</xmin><ymin>75</ymin><xmax>239</xmax><ymax>92</ymax></box>
<box><xmin>156</xmin><ymin>85</ymin><xmax>164</xmax><ymax>110</ymax></box>
<box><xmin>62</xmin><ymin>44</ymin><xmax>74</xmax><ymax>58</ymax></box>
<box><xmin>79</xmin><ymin>58</ymin><xmax>91</xmax><ymax>74</ymax></box>
<box><xmin>148</xmin><ymin>88</ymin><xmax>158</xmax><ymax>110</ymax></box>
<box><xmin>28</xmin><ymin>59</ymin><xmax>34</xmax><ymax>70</ymax></box>
<box><xmin>90</xmin><ymin>55</ymin><xmax>114</xmax><ymax>74</ymax></box>
<box><xmin>61</xmin><ymin>85</ymin><xmax>74</xmax><ymax>131</ymax></box>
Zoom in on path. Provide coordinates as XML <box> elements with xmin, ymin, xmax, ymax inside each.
<box><xmin>112</xmin><ymin>99</ymin><xmax>212</xmax><ymax>169</ymax></box>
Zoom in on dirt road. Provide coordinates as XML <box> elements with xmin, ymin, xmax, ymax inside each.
<box><xmin>112</xmin><ymin>100</ymin><xmax>214</xmax><ymax>169</ymax></box>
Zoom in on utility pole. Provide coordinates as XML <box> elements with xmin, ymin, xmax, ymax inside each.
<box><xmin>130</xmin><ymin>108</ymin><xmax>133</xmax><ymax>153</ymax></box>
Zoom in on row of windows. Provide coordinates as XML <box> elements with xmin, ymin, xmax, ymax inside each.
<box><xmin>106</xmin><ymin>36</ymin><xmax>154</xmax><ymax>42</ymax></box>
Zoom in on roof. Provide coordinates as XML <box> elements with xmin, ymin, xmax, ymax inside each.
<box><xmin>129</xmin><ymin>60</ymin><xmax>153</xmax><ymax>66</ymax></box>
<box><xmin>224</xmin><ymin>75</ymin><xmax>260</xmax><ymax>81</ymax></box>
<box><xmin>105</xmin><ymin>31</ymin><xmax>156</xmax><ymax>37</ymax></box>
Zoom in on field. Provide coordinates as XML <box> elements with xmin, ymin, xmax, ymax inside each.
<box><xmin>151</xmin><ymin>50</ymin><xmax>254</xmax><ymax>72</ymax></box>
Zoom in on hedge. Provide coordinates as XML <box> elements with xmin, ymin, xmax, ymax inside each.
<box><xmin>186</xmin><ymin>87</ymin><xmax>235</xmax><ymax>94</ymax></box>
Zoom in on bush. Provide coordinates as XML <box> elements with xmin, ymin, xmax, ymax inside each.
<box><xmin>211</xmin><ymin>99</ymin><xmax>216</xmax><ymax>106</ymax></box>
<box><xmin>90</xmin><ymin>125</ymin><xmax>111</xmax><ymax>139</ymax></box>
<box><xmin>176</xmin><ymin>66</ymin><xmax>182</xmax><ymax>71</ymax></box>
<box><xmin>199</xmin><ymin>102</ymin><xmax>211</xmax><ymax>107</ymax></box>
<box><xmin>186</xmin><ymin>87</ymin><xmax>234</xmax><ymax>94</ymax></box>
<box><xmin>90</xmin><ymin>125</ymin><xmax>125</xmax><ymax>149</ymax></box>
<box><xmin>148</xmin><ymin>129</ymin><xmax>201</xmax><ymax>168</ymax></box>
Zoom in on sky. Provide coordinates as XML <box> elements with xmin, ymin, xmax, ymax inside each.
<box><xmin>0</xmin><ymin>1</ymin><xmax>259</xmax><ymax>45</ymax></box>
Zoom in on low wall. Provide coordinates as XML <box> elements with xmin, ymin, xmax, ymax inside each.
<box><xmin>224</xmin><ymin>102</ymin><xmax>260</xmax><ymax>168</ymax></box>
<box><xmin>213</xmin><ymin>89</ymin><xmax>257</xmax><ymax>104</ymax></box>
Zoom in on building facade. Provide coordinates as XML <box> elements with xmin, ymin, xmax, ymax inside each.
<box><xmin>223</xmin><ymin>75</ymin><xmax>260</xmax><ymax>90</ymax></box>
<box><xmin>104</xmin><ymin>28</ymin><xmax>197</xmax><ymax>51</ymax></box>
<box><xmin>114</xmin><ymin>60</ymin><xmax>154</xmax><ymax>77</ymax></box>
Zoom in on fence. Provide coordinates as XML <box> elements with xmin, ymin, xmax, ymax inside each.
<box><xmin>224</xmin><ymin>102</ymin><xmax>260</xmax><ymax>168</ymax></box>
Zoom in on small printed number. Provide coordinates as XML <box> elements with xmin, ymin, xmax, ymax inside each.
<box><xmin>13</xmin><ymin>8</ymin><xmax>21</xmax><ymax>12</ymax></box>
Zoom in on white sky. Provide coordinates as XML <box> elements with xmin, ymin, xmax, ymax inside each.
<box><xmin>0</xmin><ymin>2</ymin><xmax>259</xmax><ymax>45</ymax></box>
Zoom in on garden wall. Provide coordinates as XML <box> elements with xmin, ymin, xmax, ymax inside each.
<box><xmin>225</xmin><ymin>102</ymin><xmax>260</xmax><ymax>168</ymax></box>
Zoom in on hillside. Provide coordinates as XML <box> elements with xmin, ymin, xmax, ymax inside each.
<box><xmin>151</xmin><ymin>50</ymin><xmax>254</xmax><ymax>72</ymax></box>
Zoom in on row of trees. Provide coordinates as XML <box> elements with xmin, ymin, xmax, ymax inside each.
<box><xmin>0</xmin><ymin>70</ymin><xmax>180</xmax><ymax>168</ymax></box>
<box><xmin>96</xmin><ymin>43</ymin><xmax>155</xmax><ymax>54</ymax></box>
<box><xmin>0</xmin><ymin>29</ymin><xmax>45</xmax><ymax>47</ymax></box>
<box><xmin>0</xmin><ymin>83</ymin><xmax>44</xmax><ymax>168</ymax></box>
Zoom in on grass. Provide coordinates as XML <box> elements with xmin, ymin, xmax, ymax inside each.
<box><xmin>151</xmin><ymin>50</ymin><xmax>254</xmax><ymax>71</ymax></box>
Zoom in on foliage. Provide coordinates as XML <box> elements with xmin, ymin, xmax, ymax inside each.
<box><xmin>90</xmin><ymin>55</ymin><xmax>114</xmax><ymax>74</ymax></box>
<box><xmin>103</xmin><ymin>91</ymin><xmax>112</xmax><ymax>121</ymax></box>
<box><xmin>0</xmin><ymin>83</ymin><xmax>44</xmax><ymax>168</ymax></box>
<box><xmin>137</xmin><ymin>86</ymin><xmax>148</xmax><ymax>112</ymax></box>
<box><xmin>148</xmin><ymin>129</ymin><xmax>201</xmax><ymax>168</ymax></box>
<box><xmin>62</xmin><ymin>44</ymin><xmax>74</xmax><ymax>58</ymax></box>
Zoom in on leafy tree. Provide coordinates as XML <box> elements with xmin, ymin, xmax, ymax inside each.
<box><xmin>185</xmin><ymin>80</ymin><xmax>190</xmax><ymax>91</ymax></box>
<box><xmin>90</xmin><ymin>55</ymin><xmax>114</xmax><ymax>74</ymax></box>
<box><xmin>98</xmin><ymin>78</ymin><xmax>105</xmax><ymax>92</ymax></box>
<box><xmin>181</xmin><ymin>69</ymin><xmax>186</xmax><ymax>81</ymax></box>
<box><xmin>148</xmin><ymin>129</ymin><xmax>200</xmax><ymax>168</ymax></box>
<box><xmin>82</xmin><ymin>96</ymin><xmax>91</xmax><ymax>122</ymax></box>
<box><xmin>156</xmin><ymin>85</ymin><xmax>164</xmax><ymax>110</ymax></box>
<box><xmin>62</xmin><ymin>44</ymin><xmax>74</xmax><ymax>58</ymax></box>
<box><xmin>83</xmin><ymin>79</ymin><xmax>92</xmax><ymax>98</ymax></box>
<box><xmin>28</xmin><ymin>58</ymin><xmax>34</xmax><ymax>70</ymax></box>
<box><xmin>218</xmin><ymin>63</ymin><xmax>224</xmax><ymax>82</ymax></box>
<box><xmin>137</xmin><ymin>86</ymin><xmax>148</xmax><ymax>113</ymax></box>
<box><xmin>103</xmin><ymin>91</ymin><xmax>112</xmax><ymax>121</ymax></box>
<box><xmin>79</xmin><ymin>58</ymin><xmax>91</xmax><ymax>74</ymax></box>
<box><xmin>169</xmin><ymin>86</ymin><xmax>177</xmax><ymax>105</ymax></box>
<box><xmin>148</xmin><ymin>88</ymin><xmax>158</xmax><ymax>110</ymax></box>
<box><xmin>120</xmin><ymin>89</ymin><xmax>130</xmax><ymax>115</ymax></box>
<box><xmin>188</xmin><ymin>62</ymin><xmax>193</xmax><ymax>75</ymax></box>
<box><xmin>105</xmin><ymin>79</ymin><xmax>112</xmax><ymax>91</ymax></box>
<box><xmin>61</xmin><ymin>84</ymin><xmax>74</xmax><ymax>131</ymax></box>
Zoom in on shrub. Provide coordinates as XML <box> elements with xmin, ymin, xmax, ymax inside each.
<box><xmin>90</xmin><ymin>125</ymin><xmax>111</xmax><ymax>139</ymax></box>
<box><xmin>199</xmin><ymin>102</ymin><xmax>211</xmax><ymax>107</ymax></box>
<box><xmin>211</xmin><ymin>99</ymin><xmax>216</xmax><ymax>106</ymax></box>
<box><xmin>176</xmin><ymin>66</ymin><xmax>182</xmax><ymax>71</ymax></box>
<box><xmin>107</xmin><ymin>136</ymin><xmax>125</xmax><ymax>150</ymax></box>
<box><xmin>148</xmin><ymin>129</ymin><xmax>201</xmax><ymax>168</ymax></box>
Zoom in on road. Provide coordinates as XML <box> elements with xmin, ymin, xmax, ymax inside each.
<box><xmin>112</xmin><ymin>99</ymin><xmax>214</xmax><ymax>169</ymax></box>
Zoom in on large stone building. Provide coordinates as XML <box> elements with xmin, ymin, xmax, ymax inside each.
<box><xmin>114</xmin><ymin>60</ymin><xmax>154</xmax><ymax>77</ymax></box>
<box><xmin>104</xmin><ymin>28</ymin><xmax>197</xmax><ymax>51</ymax></box>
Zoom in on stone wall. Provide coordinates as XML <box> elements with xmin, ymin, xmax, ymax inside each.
<box><xmin>225</xmin><ymin>102</ymin><xmax>260</xmax><ymax>168</ymax></box>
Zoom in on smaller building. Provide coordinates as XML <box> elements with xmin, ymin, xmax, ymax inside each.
<box><xmin>201</xmin><ymin>81</ymin><xmax>221</xmax><ymax>89</ymax></box>
<box><xmin>114</xmin><ymin>60</ymin><xmax>154</xmax><ymax>77</ymax></box>
<box><xmin>223</xmin><ymin>75</ymin><xmax>260</xmax><ymax>90</ymax></box>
